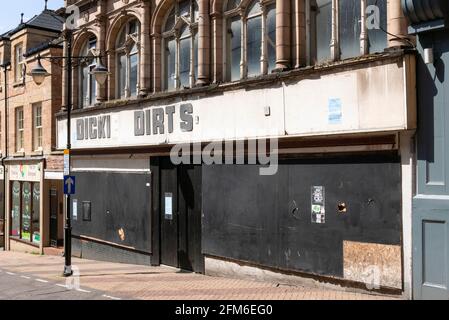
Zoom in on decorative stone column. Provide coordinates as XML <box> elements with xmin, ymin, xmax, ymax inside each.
<box><xmin>152</xmin><ymin>33</ymin><xmax>162</xmax><ymax>92</ymax></box>
<box><xmin>139</xmin><ymin>0</ymin><xmax>151</xmax><ymax>96</ymax></box>
<box><xmin>387</xmin><ymin>0</ymin><xmax>410</xmax><ymax>48</ymax></box>
<box><xmin>197</xmin><ymin>0</ymin><xmax>210</xmax><ymax>85</ymax></box>
<box><xmin>292</xmin><ymin>0</ymin><xmax>306</xmax><ymax>68</ymax></box>
<box><xmin>211</xmin><ymin>12</ymin><xmax>223</xmax><ymax>83</ymax></box>
<box><xmin>275</xmin><ymin>0</ymin><xmax>291</xmax><ymax>70</ymax></box>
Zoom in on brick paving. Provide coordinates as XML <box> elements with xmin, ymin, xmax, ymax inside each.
<box><xmin>0</xmin><ymin>251</ymin><xmax>400</xmax><ymax>300</ymax></box>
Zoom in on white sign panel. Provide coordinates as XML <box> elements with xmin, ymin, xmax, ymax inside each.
<box><xmin>57</xmin><ymin>61</ymin><xmax>411</xmax><ymax>150</ymax></box>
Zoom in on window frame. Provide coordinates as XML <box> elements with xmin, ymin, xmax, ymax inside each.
<box><xmin>309</xmin><ymin>0</ymin><xmax>388</xmax><ymax>65</ymax></box>
<box><xmin>14</xmin><ymin>43</ymin><xmax>25</xmax><ymax>83</ymax></box>
<box><xmin>32</xmin><ymin>103</ymin><xmax>43</xmax><ymax>151</ymax></box>
<box><xmin>115</xmin><ymin>19</ymin><xmax>141</xmax><ymax>99</ymax></box>
<box><xmin>223</xmin><ymin>0</ymin><xmax>276</xmax><ymax>82</ymax></box>
<box><xmin>79</xmin><ymin>37</ymin><xmax>98</xmax><ymax>108</ymax></box>
<box><xmin>161</xmin><ymin>0</ymin><xmax>199</xmax><ymax>91</ymax></box>
<box><xmin>15</xmin><ymin>107</ymin><xmax>24</xmax><ymax>153</ymax></box>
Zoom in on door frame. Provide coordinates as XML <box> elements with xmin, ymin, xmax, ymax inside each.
<box><xmin>150</xmin><ymin>157</ymin><xmax>204</xmax><ymax>273</ymax></box>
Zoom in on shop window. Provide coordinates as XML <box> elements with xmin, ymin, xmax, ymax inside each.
<box><xmin>79</xmin><ymin>37</ymin><xmax>97</xmax><ymax>108</ymax></box>
<box><xmin>32</xmin><ymin>183</ymin><xmax>40</xmax><ymax>243</ymax></box>
<box><xmin>15</xmin><ymin>107</ymin><xmax>24</xmax><ymax>152</ymax></box>
<box><xmin>224</xmin><ymin>0</ymin><xmax>276</xmax><ymax>81</ymax></box>
<box><xmin>33</xmin><ymin>103</ymin><xmax>43</xmax><ymax>151</ymax></box>
<box><xmin>116</xmin><ymin>19</ymin><xmax>141</xmax><ymax>98</ymax></box>
<box><xmin>10</xmin><ymin>181</ymin><xmax>40</xmax><ymax>245</ymax></box>
<box><xmin>162</xmin><ymin>0</ymin><xmax>199</xmax><ymax>90</ymax></box>
<box><xmin>11</xmin><ymin>181</ymin><xmax>20</xmax><ymax>237</ymax></box>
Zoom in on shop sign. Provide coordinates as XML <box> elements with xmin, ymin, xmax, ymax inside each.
<box><xmin>9</xmin><ymin>164</ymin><xmax>42</xmax><ymax>182</ymax></box>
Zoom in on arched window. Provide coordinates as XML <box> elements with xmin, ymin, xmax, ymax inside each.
<box><xmin>224</xmin><ymin>0</ymin><xmax>276</xmax><ymax>81</ymax></box>
<box><xmin>116</xmin><ymin>19</ymin><xmax>141</xmax><ymax>99</ymax></box>
<box><xmin>79</xmin><ymin>37</ymin><xmax>97</xmax><ymax>108</ymax></box>
<box><xmin>162</xmin><ymin>0</ymin><xmax>199</xmax><ymax>91</ymax></box>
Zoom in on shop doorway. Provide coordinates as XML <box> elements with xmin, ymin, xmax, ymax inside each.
<box><xmin>49</xmin><ymin>188</ymin><xmax>60</xmax><ymax>247</ymax></box>
<box><xmin>154</xmin><ymin>157</ymin><xmax>203</xmax><ymax>273</ymax></box>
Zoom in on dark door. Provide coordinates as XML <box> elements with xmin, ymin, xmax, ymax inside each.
<box><xmin>160</xmin><ymin>159</ymin><xmax>179</xmax><ymax>268</ymax></box>
<box><xmin>178</xmin><ymin>164</ymin><xmax>203</xmax><ymax>273</ymax></box>
<box><xmin>158</xmin><ymin>158</ymin><xmax>203</xmax><ymax>273</ymax></box>
<box><xmin>49</xmin><ymin>188</ymin><xmax>58</xmax><ymax>247</ymax></box>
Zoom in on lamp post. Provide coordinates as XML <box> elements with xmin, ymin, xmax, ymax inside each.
<box><xmin>29</xmin><ymin>30</ymin><xmax>108</xmax><ymax>277</ymax></box>
<box><xmin>0</xmin><ymin>61</ymin><xmax>10</xmax><ymax>251</ymax></box>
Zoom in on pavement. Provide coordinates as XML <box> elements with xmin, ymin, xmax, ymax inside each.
<box><xmin>0</xmin><ymin>251</ymin><xmax>400</xmax><ymax>300</ymax></box>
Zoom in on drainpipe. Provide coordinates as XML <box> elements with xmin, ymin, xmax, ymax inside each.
<box><xmin>1</xmin><ymin>61</ymin><xmax>10</xmax><ymax>251</ymax></box>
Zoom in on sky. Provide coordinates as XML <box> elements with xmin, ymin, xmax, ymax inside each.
<box><xmin>0</xmin><ymin>0</ymin><xmax>65</xmax><ymax>34</ymax></box>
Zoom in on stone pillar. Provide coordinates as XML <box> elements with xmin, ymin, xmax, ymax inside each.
<box><xmin>140</xmin><ymin>0</ymin><xmax>151</xmax><ymax>96</ymax></box>
<box><xmin>197</xmin><ymin>0</ymin><xmax>210</xmax><ymax>85</ymax></box>
<box><xmin>152</xmin><ymin>34</ymin><xmax>162</xmax><ymax>92</ymax></box>
<box><xmin>292</xmin><ymin>0</ymin><xmax>306</xmax><ymax>68</ymax></box>
<box><xmin>211</xmin><ymin>12</ymin><xmax>223</xmax><ymax>83</ymax></box>
<box><xmin>387</xmin><ymin>0</ymin><xmax>410</xmax><ymax>48</ymax></box>
<box><xmin>275</xmin><ymin>0</ymin><xmax>291</xmax><ymax>70</ymax></box>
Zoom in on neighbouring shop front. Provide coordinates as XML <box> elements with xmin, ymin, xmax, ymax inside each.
<box><xmin>57</xmin><ymin>53</ymin><xmax>416</xmax><ymax>294</ymax></box>
<box><xmin>4</xmin><ymin>161</ymin><xmax>64</xmax><ymax>254</ymax></box>
<box><xmin>7</xmin><ymin>162</ymin><xmax>43</xmax><ymax>252</ymax></box>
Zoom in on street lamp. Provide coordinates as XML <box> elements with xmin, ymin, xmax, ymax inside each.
<box><xmin>29</xmin><ymin>30</ymin><xmax>108</xmax><ymax>277</ymax></box>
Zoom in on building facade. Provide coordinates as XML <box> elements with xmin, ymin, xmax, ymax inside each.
<box><xmin>58</xmin><ymin>0</ymin><xmax>417</xmax><ymax>297</ymax></box>
<box><xmin>0</xmin><ymin>7</ymin><xmax>66</xmax><ymax>254</ymax></box>
<box><xmin>402</xmin><ymin>0</ymin><xmax>449</xmax><ymax>300</ymax></box>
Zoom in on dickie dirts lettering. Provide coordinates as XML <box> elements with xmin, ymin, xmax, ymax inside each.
<box><xmin>75</xmin><ymin>103</ymin><xmax>194</xmax><ymax>141</ymax></box>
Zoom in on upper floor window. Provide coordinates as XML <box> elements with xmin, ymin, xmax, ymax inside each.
<box><xmin>33</xmin><ymin>103</ymin><xmax>43</xmax><ymax>151</ymax></box>
<box><xmin>162</xmin><ymin>0</ymin><xmax>199</xmax><ymax>91</ymax></box>
<box><xmin>224</xmin><ymin>0</ymin><xmax>276</xmax><ymax>81</ymax></box>
<box><xmin>311</xmin><ymin>0</ymin><xmax>387</xmax><ymax>64</ymax></box>
<box><xmin>14</xmin><ymin>44</ymin><xmax>24</xmax><ymax>83</ymax></box>
<box><xmin>116</xmin><ymin>19</ymin><xmax>140</xmax><ymax>99</ymax></box>
<box><xmin>15</xmin><ymin>107</ymin><xmax>24</xmax><ymax>152</ymax></box>
<box><xmin>80</xmin><ymin>37</ymin><xmax>97</xmax><ymax>108</ymax></box>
